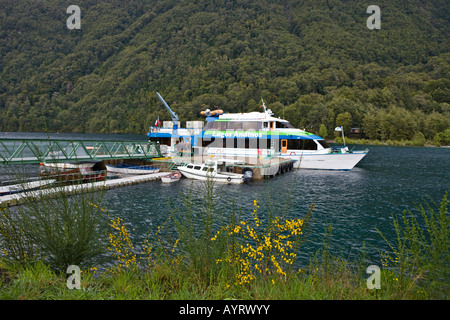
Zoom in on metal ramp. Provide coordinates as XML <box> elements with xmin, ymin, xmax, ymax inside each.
<box><xmin>0</xmin><ymin>139</ymin><xmax>162</xmax><ymax>165</ymax></box>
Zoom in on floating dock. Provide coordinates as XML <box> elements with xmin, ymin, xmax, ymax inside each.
<box><xmin>150</xmin><ymin>155</ymin><xmax>295</xmax><ymax>180</ymax></box>
<box><xmin>0</xmin><ymin>155</ymin><xmax>296</xmax><ymax>207</ymax></box>
<box><xmin>0</xmin><ymin>172</ymin><xmax>167</xmax><ymax>207</ymax></box>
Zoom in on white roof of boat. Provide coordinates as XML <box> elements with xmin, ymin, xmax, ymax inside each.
<box><xmin>218</xmin><ymin>111</ymin><xmax>286</xmax><ymax>122</ymax></box>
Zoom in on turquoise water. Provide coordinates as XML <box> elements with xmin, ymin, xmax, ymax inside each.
<box><xmin>1</xmin><ymin>132</ymin><xmax>449</xmax><ymax>264</ymax></box>
<box><xmin>101</xmin><ymin>142</ymin><xmax>449</xmax><ymax>264</ymax></box>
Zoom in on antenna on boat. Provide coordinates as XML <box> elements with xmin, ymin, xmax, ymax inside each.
<box><xmin>261</xmin><ymin>97</ymin><xmax>274</xmax><ymax>117</ymax></box>
<box><xmin>261</xmin><ymin>98</ymin><xmax>267</xmax><ymax>113</ymax></box>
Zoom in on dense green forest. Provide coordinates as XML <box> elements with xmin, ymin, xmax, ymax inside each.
<box><xmin>0</xmin><ymin>0</ymin><xmax>449</xmax><ymax>142</ymax></box>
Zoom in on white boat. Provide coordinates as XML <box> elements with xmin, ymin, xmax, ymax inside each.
<box><xmin>0</xmin><ymin>179</ymin><xmax>56</xmax><ymax>196</ymax></box>
<box><xmin>161</xmin><ymin>171</ymin><xmax>181</xmax><ymax>183</ymax></box>
<box><xmin>105</xmin><ymin>164</ymin><xmax>160</xmax><ymax>175</ymax></box>
<box><xmin>148</xmin><ymin>100</ymin><xmax>368</xmax><ymax>171</ymax></box>
<box><xmin>178</xmin><ymin>160</ymin><xmax>247</xmax><ymax>184</ymax></box>
<box><xmin>42</xmin><ymin>161</ymin><xmax>100</xmax><ymax>169</ymax></box>
<box><xmin>40</xmin><ymin>161</ymin><xmax>107</xmax><ymax>182</ymax></box>
<box><xmin>197</xmin><ymin>101</ymin><xmax>368</xmax><ymax>170</ymax></box>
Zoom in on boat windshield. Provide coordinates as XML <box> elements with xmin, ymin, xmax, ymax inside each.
<box><xmin>275</xmin><ymin>121</ymin><xmax>295</xmax><ymax>128</ymax></box>
<box><xmin>318</xmin><ymin>140</ymin><xmax>330</xmax><ymax>148</ymax></box>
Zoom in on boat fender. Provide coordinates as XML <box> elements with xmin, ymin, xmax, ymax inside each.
<box><xmin>242</xmin><ymin>168</ymin><xmax>253</xmax><ymax>182</ymax></box>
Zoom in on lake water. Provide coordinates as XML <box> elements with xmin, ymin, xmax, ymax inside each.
<box><xmin>1</xmin><ymin>132</ymin><xmax>449</xmax><ymax>265</ymax></box>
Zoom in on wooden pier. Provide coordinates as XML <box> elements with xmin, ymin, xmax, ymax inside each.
<box><xmin>0</xmin><ymin>172</ymin><xmax>167</xmax><ymax>207</ymax></box>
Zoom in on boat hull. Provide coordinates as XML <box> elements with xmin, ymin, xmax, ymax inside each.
<box><xmin>106</xmin><ymin>165</ymin><xmax>159</xmax><ymax>174</ymax></box>
<box><xmin>283</xmin><ymin>151</ymin><xmax>368</xmax><ymax>170</ymax></box>
<box><xmin>178</xmin><ymin>167</ymin><xmax>244</xmax><ymax>184</ymax></box>
<box><xmin>106</xmin><ymin>165</ymin><xmax>160</xmax><ymax>175</ymax></box>
<box><xmin>42</xmin><ymin>162</ymin><xmax>99</xmax><ymax>169</ymax></box>
<box><xmin>161</xmin><ymin>171</ymin><xmax>181</xmax><ymax>183</ymax></box>
<box><xmin>40</xmin><ymin>170</ymin><xmax>106</xmax><ymax>182</ymax></box>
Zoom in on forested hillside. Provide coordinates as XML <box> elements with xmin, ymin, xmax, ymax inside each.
<box><xmin>0</xmin><ymin>0</ymin><xmax>449</xmax><ymax>142</ymax></box>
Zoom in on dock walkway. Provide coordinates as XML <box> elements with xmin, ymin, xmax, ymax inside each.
<box><xmin>0</xmin><ymin>172</ymin><xmax>167</xmax><ymax>207</ymax></box>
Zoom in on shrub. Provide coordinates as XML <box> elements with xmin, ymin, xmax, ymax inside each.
<box><xmin>378</xmin><ymin>191</ymin><xmax>449</xmax><ymax>299</ymax></box>
<box><xmin>0</xmin><ymin>181</ymin><xmax>108</xmax><ymax>272</ymax></box>
<box><xmin>408</xmin><ymin>132</ymin><xmax>427</xmax><ymax>146</ymax></box>
<box><xmin>213</xmin><ymin>199</ymin><xmax>314</xmax><ymax>286</ymax></box>
<box><xmin>433</xmin><ymin>129</ymin><xmax>450</xmax><ymax>147</ymax></box>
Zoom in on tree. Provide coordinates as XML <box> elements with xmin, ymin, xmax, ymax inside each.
<box><xmin>335</xmin><ymin>112</ymin><xmax>352</xmax><ymax>134</ymax></box>
<box><xmin>424</xmin><ymin>112</ymin><xmax>449</xmax><ymax>140</ymax></box>
<box><xmin>362</xmin><ymin>109</ymin><xmax>380</xmax><ymax>140</ymax></box>
<box><xmin>319</xmin><ymin>124</ymin><xmax>328</xmax><ymax>139</ymax></box>
<box><xmin>380</xmin><ymin>107</ymin><xmax>417</xmax><ymax>141</ymax></box>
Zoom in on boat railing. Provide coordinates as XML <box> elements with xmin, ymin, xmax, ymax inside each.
<box><xmin>149</xmin><ymin>126</ymin><xmax>160</xmax><ymax>133</ymax></box>
<box><xmin>331</xmin><ymin>146</ymin><xmax>350</xmax><ymax>153</ymax></box>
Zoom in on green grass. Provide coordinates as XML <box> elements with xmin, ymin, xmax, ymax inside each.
<box><xmin>0</xmin><ymin>256</ymin><xmax>432</xmax><ymax>300</ymax></box>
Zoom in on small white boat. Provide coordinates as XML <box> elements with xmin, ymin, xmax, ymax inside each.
<box><xmin>106</xmin><ymin>164</ymin><xmax>160</xmax><ymax>175</ymax></box>
<box><xmin>178</xmin><ymin>160</ymin><xmax>247</xmax><ymax>184</ymax></box>
<box><xmin>0</xmin><ymin>179</ymin><xmax>56</xmax><ymax>196</ymax></box>
<box><xmin>42</xmin><ymin>161</ymin><xmax>102</xmax><ymax>169</ymax></box>
<box><xmin>161</xmin><ymin>171</ymin><xmax>181</xmax><ymax>183</ymax></box>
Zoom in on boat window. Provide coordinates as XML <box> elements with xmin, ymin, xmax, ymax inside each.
<box><xmin>203</xmin><ymin>122</ymin><xmax>214</xmax><ymax>130</ymax></box>
<box><xmin>194</xmin><ymin>166</ymin><xmax>201</xmax><ymax>170</ymax></box>
<box><xmin>242</xmin><ymin>122</ymin><xmax>259</xmax><ymax>130</ymax></box>
<box><xmin>318</xmin><ymin>140</ymin><xmax>330</xmax><ymax>149</ymax></box>
<box><xmin>301</xmin><ymin>139</ymin><xmax>317</xmax><ymax>150</ymax></box>
<box><xmin>204</xmin><ymin>121</ymin><xmax>228</xmax><ymax>130</ymax></box>
<box><xmin>235</xmin><ymin>137</ymin><xmax>245</xmax><ymax>149</ymax></box>
<box><xmin>258</xmin><ymin>138</ymin><xmax>271</xmax><ymax>149</ymax></box>
<box><xmin>276</xmin><ymin>121</ymin><xmax>295</xmax><ymax>128</ymax></box>
<box><xmin>202</xmin><ymin>137</ymin><xmax>214</xmax><ymax>148</ymax></box>
<box><xmin>218</xmin><ymin>122</ymin><xmax>227</xmax><ymax>130</ymax></box>
<box><xmin>242</xmin><ymin>138</ymin><xmax>258</xmax><ymax>149</ymax></box>
<box><xmin>228</xmin><ymin>122</ymin><xmax>243</xmax><ymax>130</ymax></box>
<box><xmin>187</xmin><ymin>165</ymin><xmax>193</xmax><ymax>169</ymax></box>
<box><xmin>249</xmin><ymin>138</ymin><xmax>258</xmax><ymax>149</ymax></box>
<box><xmin>208</xmin><ymin>168</ymin><xmax>214</xmax><ymax>172</ymax></box>
<box><xmin>202</xmin><ymin>167</ymin><xmax>208</xmax><ymax>171</ymax></box>
<box><xmin>285</xmin><ymin>139</ymin><xmax>317</xmax><ymax>150</ymax></box>
<box><xmin>149</xmin><ymin>137</ymin><xmax>171</xmax><ymax>145</ymax></box>
<box><xmin>288</xmin><ymin>139</ymin><xmax>299</xmax><ymax>150</ymax></box>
